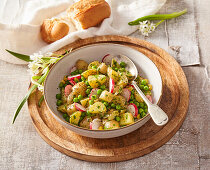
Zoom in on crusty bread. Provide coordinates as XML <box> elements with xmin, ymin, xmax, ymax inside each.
<box><xmin>40</xmin><ymin>18</ymin><xmax>69</xmax><ymax>43</ymax></box>
<box><xmin>67</xmin><ymin>0</ymin><xmax>111</xmax><ymax>30</ymax></box>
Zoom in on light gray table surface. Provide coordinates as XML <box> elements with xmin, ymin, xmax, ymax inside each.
<box><xmin>0</xmin><ymin>0</ymin><xmax>209</xmax><ymax>169</ymax></box>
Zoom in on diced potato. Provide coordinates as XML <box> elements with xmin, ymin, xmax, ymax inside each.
<box><xmin>81</xmin><ymin>69</ymin><xmax>97</xmax><ymax>79</ymax></box>
<box><xmin>127</xmin><ymin>86</ymin><xmax>134</xmax><ymax>91</ymax></box>
<box><xmin>111</xmin><ymin>59</ymin><xmax>120</xmax><ymax>68</ymax></box>
<box><xmin>117</xmin><ymin>74</ymin><xmax>128</xmax><ymax>87</ymax></box>
<box><xmin>80</xmin><ymin>98</ymin><xmax>89</xmax><ymax>108</ymax></box>
<box><xmin>88</xmin><ymin>75</ymin><xmax>107</xmax><ymax>88</ymax></box>
<box><xmin>79</xmin><ymin>116</ymin><xmax>92</xmax><ymax>129</ymax></box>
<box><xmin>98</xmin><ymin>63</ymin><xmax>108</xmax><ymax>74</ymax></box>
<box><xmin>120</xmin><ymin>112</ymin><xmax>134</xmax><ymax>126</ymax></box>
<box><xmin>76</xmin><ymin>60</ymin><xmax>88</xmax><ymax>70</ymax></box>
<box><xmin>88</xmin><ymin>102</ymin><xmax>107</xmax><ymax>114</ymax></box>
<box><xmin>72</xmin><ymin>82</ymin><xmax>87</xmax><ymax>97</ymax></box>
<box><xmin>120</xmin><ymin>109</ymin><xmax>126</xmax><ymax>114</ymax></box>
<box><xmin>107</xmin><ymin>67</ymin><xmax>119</xmax><ymax>82</ymax></box>
<box><xmin>99</xmin><ymin>90</ymin><xmax>114</xmax><ymax>102</ymax></box>
<box><xmin>70</xmin><ymin>111</ymin><xmax>82</xmax><ymax>125</ymax></box>
<box><xmin>134</xmin><ymin>90</ymin><xmax>144</xmax><ymax>103</ymax></box>
<box><xmin>61</xmin><ymin>88</ymin><xmax>67</xmax><ymax>103</ymax></box>
<box><xmin>112</xmin><ymin>95</ymin><xmax>126</xmax><ymax>106</ymax></box>
<box><xmin>107</xmin><ymin>110</ymin><xmax>119</xmax><ymax>120</ymax></box>
<box><xmin>57</xmin><ymin>104</ymin><xmax>67</xmax><ymax>113</ymax></box>
<box><xmin>113</xmin><ymin>85</ymin><xmax>123</xmax><ymax>95</ymax></box>
<box><xmin>88</xmin><ymin>61</ymin><xmax>100</xmax><ymax>70</ymax></box>
<box><xmin>104</xmin><ymin>120</ymin><xmax>120</xmax><ymax>130</ymax></box>
<box><xmin>66</xmin><ymin>103</ymin><xmax>77</xmax><ymax>116</ymax></box>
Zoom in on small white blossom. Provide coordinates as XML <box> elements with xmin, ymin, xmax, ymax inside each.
<box><xmin>139</xmin><ymin>20</ymin><xmax>156</xmax><ymax>36</ymax></box>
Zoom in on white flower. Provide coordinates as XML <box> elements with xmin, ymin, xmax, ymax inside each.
<box><xmin>139</xmin><ymin>20</ymin><xmax>156</xmax><ymax>36</ymax></box>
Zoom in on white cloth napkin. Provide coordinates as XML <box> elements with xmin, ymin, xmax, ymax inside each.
<box><xmin>0</xmin><ymin>0</ymin><xmax>166</xmax><ymax>64</ymax></box>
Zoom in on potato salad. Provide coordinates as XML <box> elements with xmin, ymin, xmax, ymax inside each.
<box><xmin>56</xmin><ymin>54</ymin><xmax>153</xmax><ymax>130</ymax></box>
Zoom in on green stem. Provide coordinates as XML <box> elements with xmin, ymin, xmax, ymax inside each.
<box><xmin>155</xmin><ymin>20</ymin><xmax>165</xmax><ymax>27</ymax></box>
<box><xmin>128</xmin><ymin>9</ymin><xmax>187</xmax><ymax>26</ymax></box>
<box><xmin>12</xmin><ymin>67</ymin><xmax>49</xmax><ymax>123</ymax></box>
<box><xmin>38</xmin><ymin>95</ymin><xmax>44</xmax><ymax>107</ymax></box>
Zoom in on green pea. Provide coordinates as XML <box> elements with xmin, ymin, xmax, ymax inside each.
<box><xmin>140</xmin><ymin>85</ymin><xmax>144</xmax><ymax>90</ymax></box>
<box><xmin>139</xmin><ymin>102</ymin><xmax>144</xmax><ymax>108</ymax></box>
<box><xmin>141</xmin><ymin>79</ymin><xmax>147</xmax><ymax>85</ymax></box>
<box><xmin>74</xmin><ymin>78</ymin><xmax>79</xmax><ymax>83</ymax></box>
<box><xmin>134</xmin><ymin>101</ymin><xmax>140</xmax><ymax>107</ymax></box>
<box><xmin>129</xmin><ymin>101</ymin><xmax>134</xmax><ymax>104</ymax></box>
<box><xmin>79</xmin><ymin>69</ymin><xmax>83</xmax><ymax>74</ymax></box>
<box><xmin>107</xmin><ymin>106</ymin><xmax>111</xmax><ymax>110</ymax></box>
<box><xmin>140</xmin><ymin>112</ymin><xmax>146</xmax><ymax>118</ymax></box>
<box><xmin>114</xmin><ymin>67</ymin><xmax>118</xmax><ymax>71</ymax></box>
<box><xmin>139</xmin><ymin>108</ymin><xmax>144</xmax><ymax>113</ymax></box>
<box><xmin>144</xmin><ymin>86</ymin><xmax>149</xmax><ymax>91</ymax></box>
<box><xmin>144</xmin><ymin>109</ymin><xmax>148</xmax><ymax>113</ymax></box>
<box><xmin>130</xmin><ymin>94</ymin><xmax>134</xmax><ymax>100</ymax></box>
<box><xmin>116</xmin><ymin>105</ymin><xmax>121</xmax><ymax>110</ymax></box>
<box><xmin>56</xmin><ymin>100</ymin><xmax>62</xmax><ymax>106</ymax></box>
<box><xmin>104</xmin><ymin>102</ymin><xmax>108</xmax><ymax>107</ymax></box>
<box><xmin>91</xmin><ymin>95</ymin><xmax>96</xmax><ymax>100</ymax></box>
<box><xmin>59</xmin><ymin>82</ymin><xmax>64</xmax><ymax>88</ymax></box>
<box><xmin>131</xmin><ymin>89</ymin><xmax>134</xmax><ymax>95</ymax></box>
<box><xmin>86</xmin><ymin>89</ymin><xmax>91</xmax><ymax>94</ymax></box>
<box><xmin>120</xmin><ymin>62</ymin><xmax>126</xmax><ymax>68</ymax></box>
<box><xmin>89</xmin><ymin>100</ymin><xmax>94</xmax><ymax>105</ymax></box>
<box><xmin>119</xmin><ymin>68</ymin><xmax>125</xmax><ymax>72</ymax></box>
<box><xmin>85</xmin><ymin>80</ymin><xmax>89</xmax><ymax>85</ymax></box>
<box><xmin>81</xmin><ymin>76</ymin><xmax>85</xmax><ymax>81</ymax></box>
<box><xmin>63</xmin><ymin>113</ymin><xmax>68</xmax><ymax>119</ymax></box>
<box><xmin>70</xmin><ymin>71</ymin><xmax>76</xmax><ymax>76</ymax></box>
<box><xmin>73</xmin><ymin>98</ymin><xmax>79</xmax><ymax>103</ymax></box>
<box><xmin>115</xmin><ymin>116</ymin><xmax>120</xmax><ymax>122</ymax></box>
<box><xmin>111</xmin><ymin>103</ymin><xmax>116</xmax><ymax>108</ymax></box>
<box><xmin>65</xmin><ymin>116</ymin><xmax>70</xmax><ymax>122</ymax></box>
<box><xmin>78</xmin><ymin>95</ymin><xmax>83</xmax><ymax>100</ymax></box>
<box><xmin>56</xmin><ymin>94</ymin><xmax>62</xmax><ymax>100</ymax></box>
<box><xmin>100</xmin><ymin>85</ymin><xmax>106</xmax><ymax>90</ymax></box>
<box><xmin>144</xmin><ymin>105</ymin><xmax>148</xmax><ymax>109</ymax></box>
<box><xmin>92</xmin><ymin>65</ymin><xmax>97</xmax><ymax>69</ymax></box>
<box><xmin>75</xmin><ymin>70</ymin><xmax>79</xmax><ymax>74</ymax></box>
<box><xmin>97</xmin><ymin>89</ymin><xmax>102</xmax><ymax>95</ymax></box>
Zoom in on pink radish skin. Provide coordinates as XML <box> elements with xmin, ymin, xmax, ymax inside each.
<box><xmin>69</xmin><ymin>66</ymin><xmax>76</xmax><ymax>74</ymax></box>
<box><xmin>67</xmin><ymin>74</ymin><xmax>81</xmax><ymax>81</ymax></box>
<box><xmin>109</xmin><ymin>78</ymin><xmax>115</xmax><ymax>93</ymax></box>
<box><xmin>127</xmin><ymin>84</ymin><xmax>134</xmax><ymax>88</ymax></box>
<box><xmin>89</xmin><ymin>88</ymin><xmax>99</xmax><ymax>100</ymax></box>
<box><xmin>75</xmin><ymin>103</ymin><xmax>86</xmax><ymax>112</ymax></box>
<box><xmin>127</xmin><ymin>103</ymin><xmax>138</xmax><ymax>117</ymax></box>
<box><xmin>146</xmin><ymin>95</ymin><xmax>153</xmax><ymax>103</ymax></box>
<box><xmin>64</xmin><ymin>85</ymin><xmax>72</xmax><ymax>96</ymax></box>
<box><xmin>102</xmin><ymin>54</ymin><xmax>115</xmax><ymax>65</ymax></box>
<box><xmin>89</xmin><ymin>122</ymin><xmax>93</xmax><ymax>129</ymax></box>
<box><xmin>69</xmin><ymin>79</ymin><xmax>76</xmax><ymax>85</ymax></box>
<box><xmin>121</xmin><ymin>88</ymin><xmax>131</xmax><ymax>102</ymax></box>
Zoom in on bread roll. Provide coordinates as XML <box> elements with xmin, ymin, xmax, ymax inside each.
<box><xmin>67</xmin><ymin>0</ymin><xmax>111</xmax><ymax>30</ymax></box>
<box><xmin>40</xmin><ymin>18</ymin><xmax>69</xmax><ymax>43</ymax></box>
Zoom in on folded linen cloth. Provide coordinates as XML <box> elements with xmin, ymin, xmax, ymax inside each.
<box><xmin>0</xmin><ymin>0</ymin><xmax>166</xmax><ymax>64</ymax></box>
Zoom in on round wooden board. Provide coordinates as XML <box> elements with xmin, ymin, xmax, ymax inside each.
<box><xmin>28</xmin><ymin>35</ymin><xmax>189</xmax><ymax>162</ymax></box>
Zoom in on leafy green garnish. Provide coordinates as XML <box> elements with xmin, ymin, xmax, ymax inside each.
<box><xmin>5</xmin><ymin>49</ymin><xmax>31</xmax><ymax>62</ymax></box>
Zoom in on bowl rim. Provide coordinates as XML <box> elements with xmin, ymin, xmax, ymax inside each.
<box><xmin>44</xmin><ymin>43</ymin><xmax>163</xmax><ymax>132</ymax></box>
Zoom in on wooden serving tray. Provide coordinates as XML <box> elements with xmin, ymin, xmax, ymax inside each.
<box><xmin>28</xmin><ymin>35</ymin><xmax>189</xmax><ymax>162</ymax></box>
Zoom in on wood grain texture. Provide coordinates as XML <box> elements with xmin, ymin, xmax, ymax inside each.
<box><xmin>28</xmin><ymin>35</ymin><xmax>189</xmax><ymax>162</ymax></box>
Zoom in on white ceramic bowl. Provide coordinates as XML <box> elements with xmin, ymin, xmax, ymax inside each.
<box><xmin>44</xmin><ymin>44</ymin><xmax>162</xmax><ymax>138</ymax></box>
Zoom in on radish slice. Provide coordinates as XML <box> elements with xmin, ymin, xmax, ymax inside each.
<box><xmin>75</xmin><ymin>103</ymin><xmax>86</xmax><ymax>112</ymax></box>
<box><xmin>121</xmin><ymin>88</ymin><xmax>131</xmax><ymax>102</ymax></box>
<box><xmin>69</xmin><ymin>79</ymin><xmax>76</xmax><ymax>85</ymax></box>
<box><xmin>89</xmin><ymin>122</ymin><xmax>93</xmax><ymax>129</ymax></box>
<box><xmin>127</xmin><ymin>84</ymin><xmax>134</xmax><ymax>88</ymax></box>
<box><xmin>146</xmin><ymin>95</ymin><xmax>153</xmax><ymax>103</ymax></box>
<box><xmin>127</xmin><ymin>103</ymin><xmax>138</xmax><ymax>117</ymax></box>
<box><xmin>70</xmin><ymin>66</ymin><xmax>76</xmax><ymax>74</ymax></box>
<box><xmin>89</xmin><ymin>88</ymin><xmax>99</xmax><ymax>99</ymax></box>
<box><xmin>67</xmin><ymin>74</ymin><xmax>81</xmax><ymax>81</ymax></box>
<box><xmin>64</xmin><ymin>85</ymin><xmax>72</xmax><ymax>96</ymax></box>
<box><xmin>109</xmin><ymin>78</ymin><xmax>115</xmax><ymax>93</ymax></box>
<box><xmin>102</xmin><ymin>54</ymin><xmax>115</xmax><ymax>65</ymax></box>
